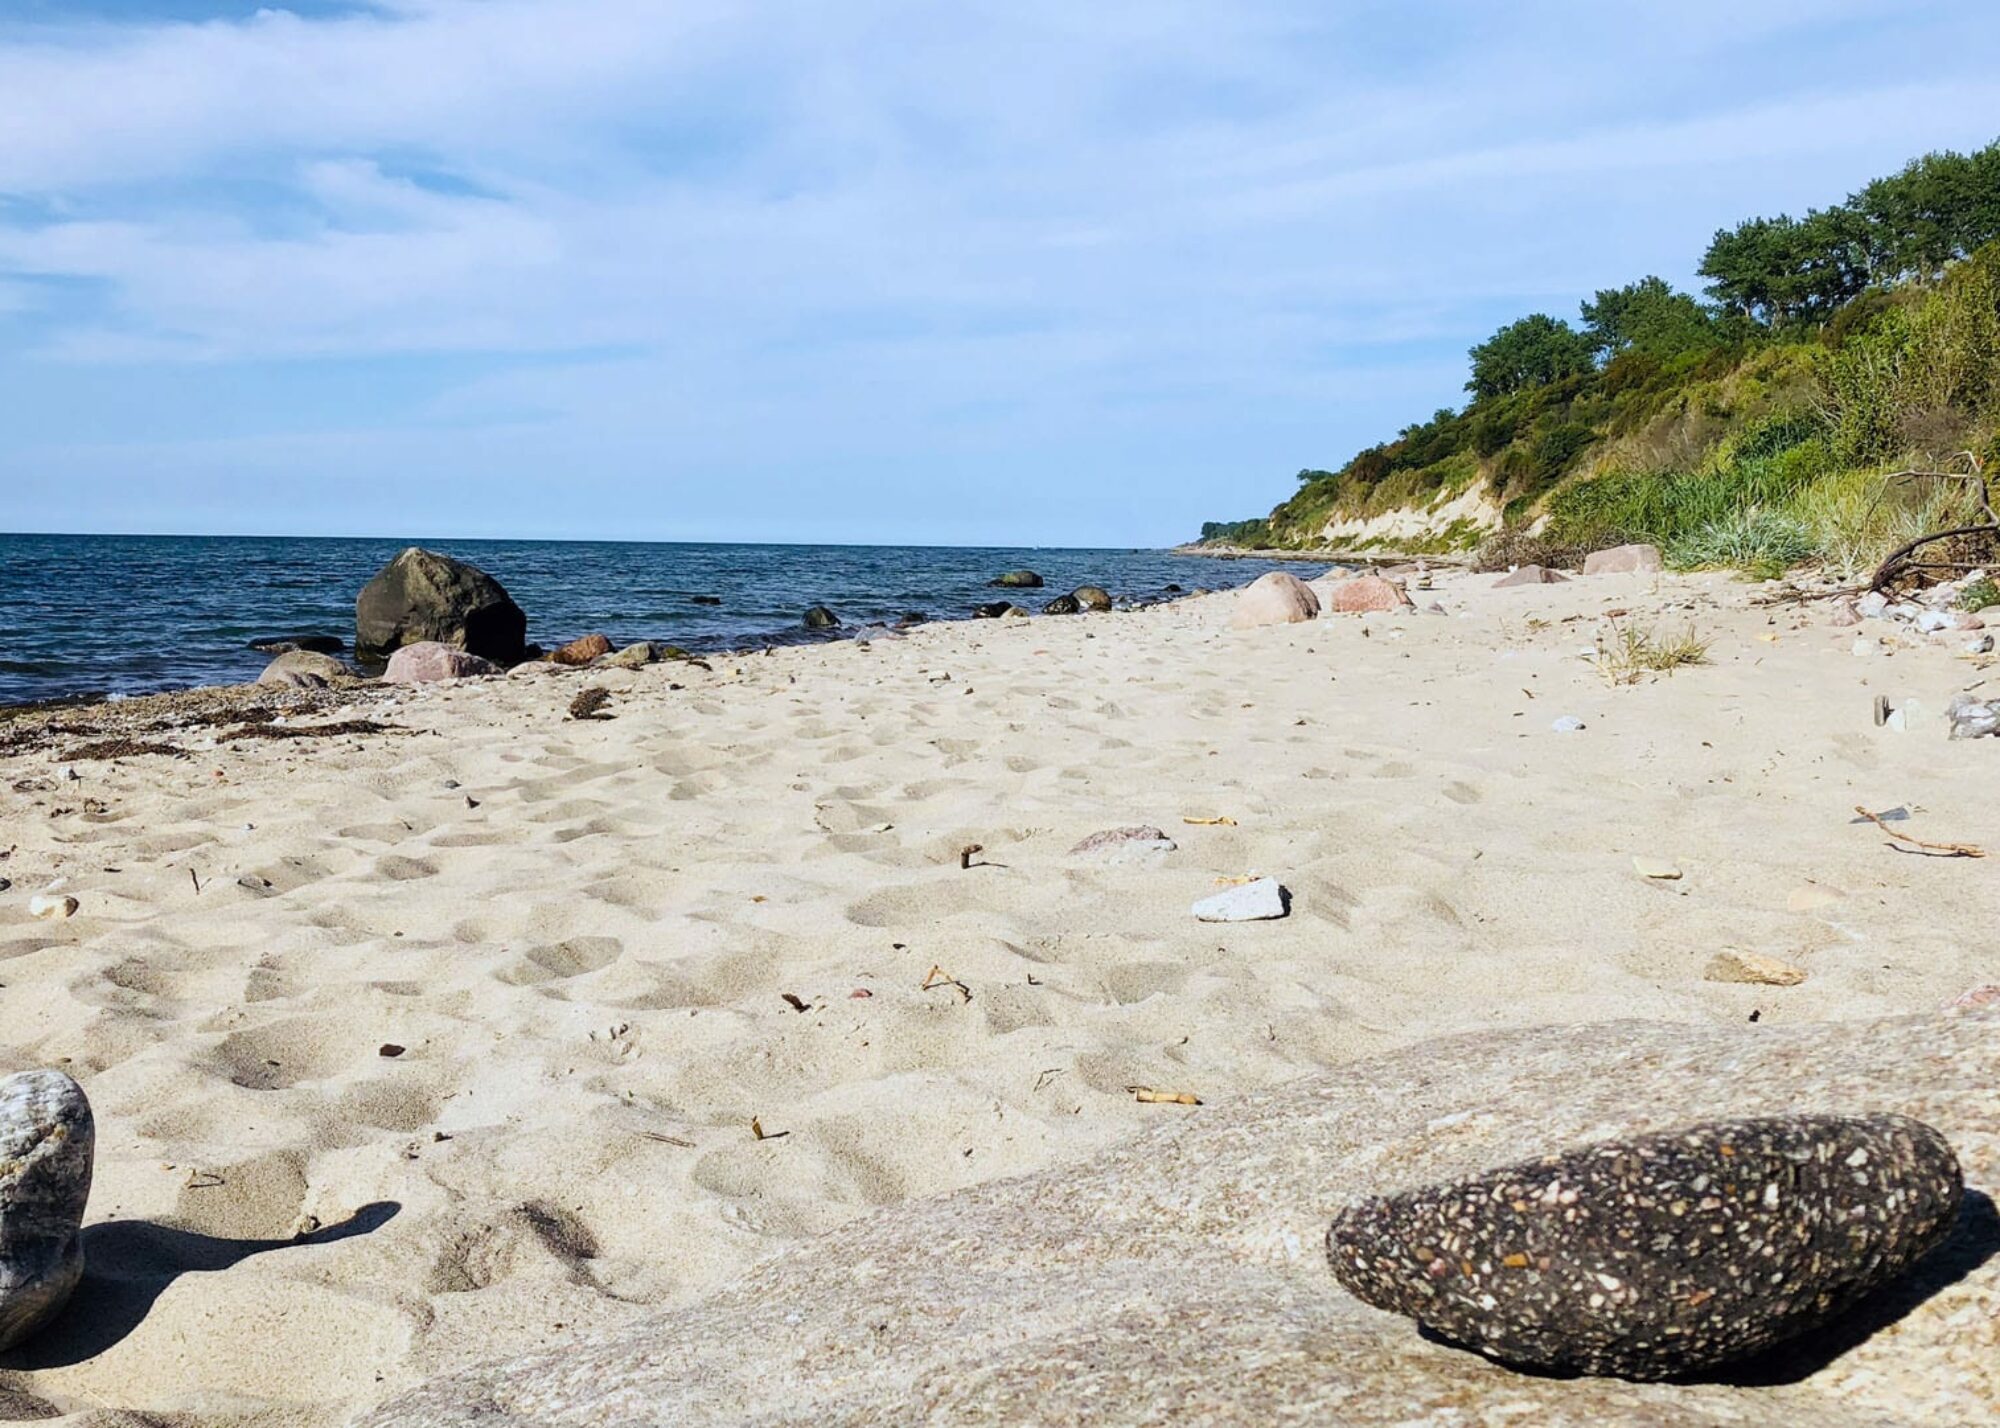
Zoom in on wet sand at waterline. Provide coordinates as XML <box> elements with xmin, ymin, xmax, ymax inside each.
<box><xmin>2</xmin><ymin>569</ymin><xmax>1995</xmax><ymax>1424</ymax></box>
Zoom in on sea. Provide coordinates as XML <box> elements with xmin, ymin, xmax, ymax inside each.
<box><xmin>0</xmin><ymin>534</ymin><xmax>1318</xmax><ymax>705</ymax></box>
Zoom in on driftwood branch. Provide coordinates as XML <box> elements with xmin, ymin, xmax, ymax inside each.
<box><xmin>1868</xmin><ymin>523</ymin><xmax>2000</xmax><ymax>592</ymax></box>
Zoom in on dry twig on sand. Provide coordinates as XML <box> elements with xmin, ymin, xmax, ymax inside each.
<box><xmin>922</xmin><ymin>964</ymin><xmax>972</xmax><ymax>1002</ymax></box>
<box><xmin>1128</xmin><ymin>1086</ymin><xmax>1201</xmax><ymax>1105</ymax></box>
<box><xmin>1852</xmin><ymin>805</ymin><xmax>1985</xmax><ymax>858</ymax></box>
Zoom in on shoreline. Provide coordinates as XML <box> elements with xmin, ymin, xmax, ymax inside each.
<box><xmin>1170</xmin><ymin>542</ymin><xmax>1472</xmax><ymax>564</ymax></box>
<box><xmin>3</xmin><ymin>566</ymin><xmax>1995</xmax><ymax>1423</ymax></box>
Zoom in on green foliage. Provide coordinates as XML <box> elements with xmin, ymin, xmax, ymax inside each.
<box><xmin>1700</xmin><ymin>209</ymin><xmax>1870</xmax><ymax>327</ymax></box>
<box><xmin>1195</xmin><ymin>140</ymin><xmax>2000</xmax><ymax>574</ymax></box>
<box><xmin>1849</xmin><ymin>145</ymin><xmax>2000</xmax><ymax>283</ymax></box>
<box><xmin>1470</xmin><ymin>529</ymin><xmax>1593</xmax><ymax>573</ymax></box>
<box><xmin>1197</xmin><ymin>518</ymin><xmax>1274</xmax><ymax>547</ymax></box>
<box><xmin>1580</xmin><ymin>277</ymin><xmax>1721</xmax><ymax>360</ymax></box>
<box><xmin>1962</xmin><ymin>577</ymin><xmax>2000</xmax><ymax>612</ymax></box>
<box><xmin>1817</xmin><ymin>242</ymin><xmax>2000</xmax><ymax>463</ymax></box>
<box><xmin>1467</xmin><ymin>314</ymin><xmax>1595</xmax><ymax>399</ymax></box>
<box><xmin>1664</xmin><ymin>509</ymin><xmax>1818</xmax><ymax>579</ymax></box>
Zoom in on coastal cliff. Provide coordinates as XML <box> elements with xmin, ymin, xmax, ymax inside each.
<box><xmin>1200</xmin><ymin>139</ymin><xmax>2000</xmax><ymax>575</ymax></box>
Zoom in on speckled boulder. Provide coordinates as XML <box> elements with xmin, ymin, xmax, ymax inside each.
<box><xmin>1072</xmin><ymin>585</ymin><xmax>1113</xmax><ymax>612</ymax></box>
<box><xmin>1328</xmin><ymin>1114</ymin><xmax>1961</xmax><ymax>1379</ymax></box>
<box><xmin>0</xmin><ymin>1070</ymin><xmax>94</xmax><ymax>1353</ymax></box>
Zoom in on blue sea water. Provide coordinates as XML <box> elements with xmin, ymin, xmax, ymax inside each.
<box><xmin>0</xmin><ymin>534</ymin><xmax>1315</xmax><ymax>705</ymax></box>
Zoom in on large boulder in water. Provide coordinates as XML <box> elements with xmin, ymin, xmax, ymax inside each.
<box><xmin>990</xmin><ymin>570</ymin><xmax>1044</xmax><ymax>588</ymax></box>
<box><xmin>1073</xmin><ymin>585</ymin><xmax>1113</xmax><ymax>612</ymax></box>
<box><xmin>355</xmin><ymin>548</ymin><xmax>526</xmax><ymax>665</ymax></box>
<box><xmin>362</xmin><ymin>1008</ymin><xmax>1998</xmax><ymax>1427</ymax></box>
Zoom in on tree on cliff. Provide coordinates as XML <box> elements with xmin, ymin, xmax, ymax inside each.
<box><xmin>1465</xmin><ymin>314</ymin><xmax>1594</xmax><ymax>399</ymax></box>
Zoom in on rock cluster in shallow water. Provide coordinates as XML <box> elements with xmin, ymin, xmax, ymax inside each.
<box><xmin>1326</xmin><ymin>1113</ymin><xmax>1961</xmax><ymax>1379</ymax></box>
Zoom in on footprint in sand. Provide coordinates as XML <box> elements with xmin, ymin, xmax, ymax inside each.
<box><xmin>493</xmin><ymin>935</ymin><xmax>624</xmax><ymax>986</ymax></box>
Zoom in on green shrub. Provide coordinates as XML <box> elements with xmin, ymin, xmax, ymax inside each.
<box><xmin>1665</xmin><ymin>509</ymin><xmax>1818</xmax><ymax>578</ymax></box>
<box><xmin>1962</xmin><ymin>577</ymin><xmax>2000</xmax><ymax>612</ymax></box>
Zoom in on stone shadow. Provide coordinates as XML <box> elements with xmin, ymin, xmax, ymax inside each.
<box><xmin>0</xmin><ymin>1201</ymin><xmax>399</xmax><ymax>1370</ymax></box>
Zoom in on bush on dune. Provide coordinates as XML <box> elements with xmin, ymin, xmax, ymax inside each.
<box><xmin>1203</xmin><ymin>138</ymin><xmax>2000</xmax><ymax>576</ymax></box>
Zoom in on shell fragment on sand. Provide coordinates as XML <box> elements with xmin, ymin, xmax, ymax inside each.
<box><xmin>1192</xmin><ymin>877</ymin><xmax>1288</xmax><ymax>922</ymax></box>
<box><xmin>1705</xmin><ymin>949</ymin><xmax>1808</xmax><ymax>986</ymax></box>
<box><xmin>1069</xmin><ymin>827</ymin><xmax>1177</xmax><ymax>863</ymax></box>
<box><xmin>1631</xmin><ymin>857</ymin><xmax>1681</xmax><ymax>880</ymax></box>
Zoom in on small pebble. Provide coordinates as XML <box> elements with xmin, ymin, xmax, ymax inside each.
<box><xmin>27</xmin><ymin>894</ymin><xmax>78</xmax><ymax>922</ymax></box>
<box><xmin>1705</xmin><ymin>949</ymin><xmax>1807</xmax><ymax>986</ymax></box>
<box><xmin>1550</xmin><ymin>716</ymin><xmax>1586</xmax><ymax>733</ymax></box>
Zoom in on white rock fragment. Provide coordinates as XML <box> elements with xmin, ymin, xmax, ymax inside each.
<box><xmin>27</xmin><ymin>895</ymin><xmax>78</xmax><ymax>921</ymax></box>
<box><xmin>1192</xmin><ymin>878</ymin><xmax>1288</xmax><ymax>923</ymax></box>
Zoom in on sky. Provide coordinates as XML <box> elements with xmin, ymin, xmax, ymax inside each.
<box><xmin>2</xmin><ymin>2</ymin><xmax>1998</xmax><ymax>546</ymax></box>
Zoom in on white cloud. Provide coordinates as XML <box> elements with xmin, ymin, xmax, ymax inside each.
<box><xmin>1</xmin><ymin>0</ymin><xmax>1997</xmax><ymax>540</ymax></box>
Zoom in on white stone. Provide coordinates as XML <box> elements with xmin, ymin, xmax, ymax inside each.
<box><xmin>1192</xmin><ymin>878</ymin><xmax>1288</xmax><ymax>922</ymax></box>
<box><xmin>27</xmin><ymin>894</ymin><xmax>78</xmax><ymax>921</ymax></box>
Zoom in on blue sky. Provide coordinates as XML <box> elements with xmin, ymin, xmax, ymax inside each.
<box><xmin>2</xmin><ymin>2</ymin><xmax>1998</xmax><ymax>545</ymax></box>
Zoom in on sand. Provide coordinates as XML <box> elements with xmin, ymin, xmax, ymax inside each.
<box><xmin>1</xmin><ymin>569</ymin><xmax>1995</xmax><ymax>1424</ymax></box>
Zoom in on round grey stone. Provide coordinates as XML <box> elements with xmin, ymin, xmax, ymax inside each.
<box><xmin>0</xmin><ymin>1070</ymin><xmax>94</xmax><ymax>1353</ymax></box>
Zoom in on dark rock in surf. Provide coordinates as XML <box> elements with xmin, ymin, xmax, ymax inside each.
<box><xmin>990</xmin><ymin>570</ymin><xmax>1044</xmax><ymax>588</ymax></box>
<box><xmin>1073</xmin><ymin>585</ymin><xmax>1113</xmax><ymax>612</ymax></box>
<box><xmin>1326</xmin><ymin>1113</ymin><xmax>1961</xmax><ymax>1380</ymax></box>
<box><xmin>1042</xmin><ymin>594</ymin><xmax>1082</xmax><ymax>615</ymax></box>
<box><xmin>803</xmin><ymin>605</ymin><xmax>841</xmax><ymax>631</ymax></box>
<box><xmin>355</xmin><ymin>548</ymin><xmax>526</xmax><ymax>665</ymax></box>
<box><xmin>0</xmin><ymin>1070</ymin><xmax>94</xmax><ymax>1353</ymax></box>
<box><xmin>974</xmin><ymin>602</ymin><xmax>1028</xmax><ymax>620</ymax></box>
<box><xmin>247</xmin><ymin>634</ymin><xmax>344</xmax><ymax>655</ymax></box>
<box><xmin>690</xmin><ymin>595</ymin><xmax>723</xmax><ymax>606</ymax></box>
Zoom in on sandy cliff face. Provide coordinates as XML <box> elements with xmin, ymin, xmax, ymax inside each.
<box><xmin>1312</xmin><ymin>480</ymin><xmax>1508</xmax><ymax>550</ymax></box>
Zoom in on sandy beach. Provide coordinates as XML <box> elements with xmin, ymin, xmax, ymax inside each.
<box><xmin>2</xmin><ymin>569</ymin><xmax>1996</xmax><ymax>1424</ymax></box>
